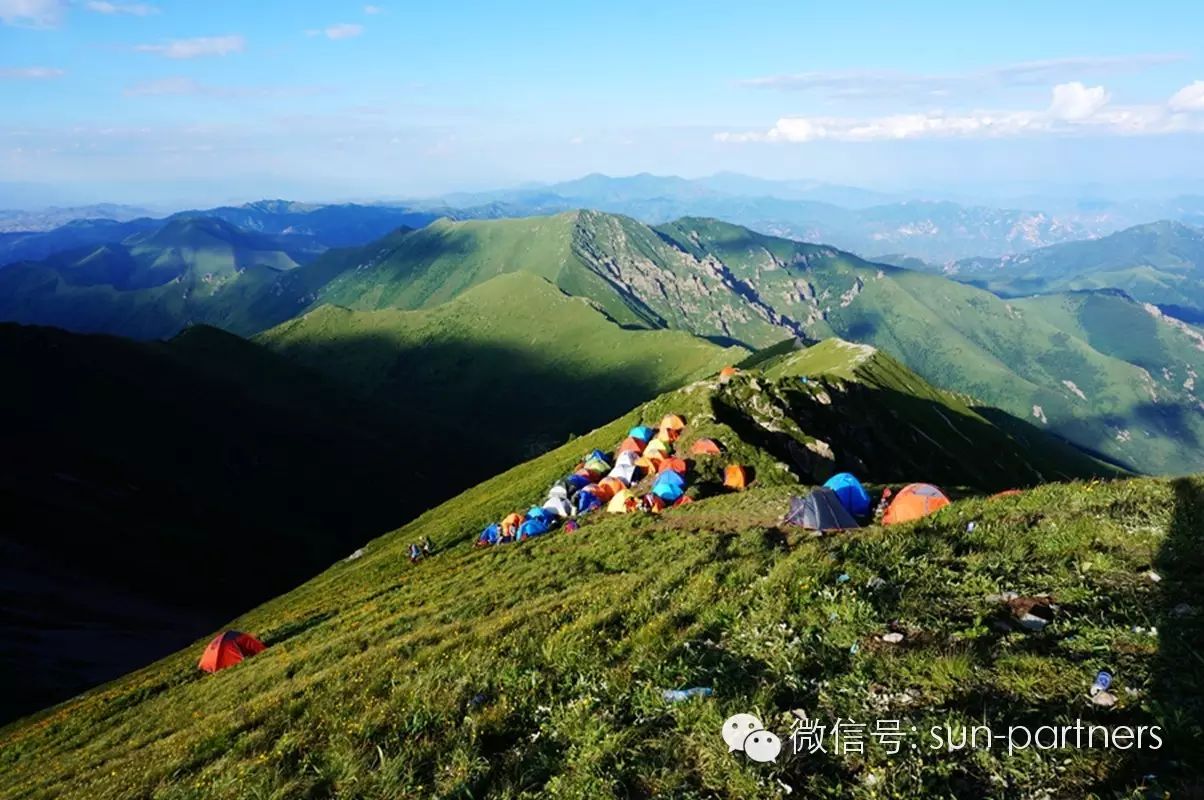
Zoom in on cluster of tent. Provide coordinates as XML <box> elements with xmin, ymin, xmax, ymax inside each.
<box><xmin>477</xmin><ymin>414</ymin><xmax>748</xmax><ymax>547</ymax></box>
<box><xmin>786</xmin><ymin>476</ymin><xmax>951</xmax><ymax>532</ymax></box>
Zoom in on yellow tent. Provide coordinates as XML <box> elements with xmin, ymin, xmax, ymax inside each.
<box><xmin>644</xmin><ymin>438</ymin><xmax>670</xmax><ymax>456</ymax></box>
<box><xmin>607</xmin><ymin>489</ymin><xmax>637</xmax><ymax>514</ymax></box>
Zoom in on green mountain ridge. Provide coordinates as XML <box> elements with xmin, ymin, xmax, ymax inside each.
<box><xmin>3</xmin><ymin>209</ymin><xmax>1203</xmax><ymax>473</ymax></box>
<box><xmin>6</xmin><ymin>340</ymin><xmax>1182</xmax><ymax>800</ymax></box>
<box><xmin>942</xmin><ymin>220</ymin><xmax>1204</xmax><ymax>318</ymax></box>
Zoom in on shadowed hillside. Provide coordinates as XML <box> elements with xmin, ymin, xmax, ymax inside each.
<box><xmin>2</xmin><ymin>339</ymin><xmax>1183</xmax><ymax>800</ymax></box>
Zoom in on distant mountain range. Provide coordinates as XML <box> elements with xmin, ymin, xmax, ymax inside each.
<box><xmin>8</xmin><ymin>174</ymin><xmax>1204</xmax><ymax>268</ymax></box>
<box><xmin>0</xmin><ymin>203</ymin><xmax>151</xmax><ymax>233</ymax></box>
<box><xmin>915</xmin><ymin>220</ymin><xmax>1204</xmax><ymax>321</ymax></box>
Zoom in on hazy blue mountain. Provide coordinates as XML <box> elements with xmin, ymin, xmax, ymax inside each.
<box><xmin>0</xmin><ymin>203</ymin><xmax>153</xmax><ymax>233</ymax></box>
<box><xmin>931</xmin><ymin>220</ymin><xmax>1204</xmax><ymax>320</ymax></box>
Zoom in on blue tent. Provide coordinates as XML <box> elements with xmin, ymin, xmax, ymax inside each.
<box><xmin>576</xmin><ymin>489</ymin><xmax>603</xmax><ymax>514</ymax></box>
<box><xmin>652</xmin><ymin>479</ymin><xmax>685</xmax><ymax>503</ymax></box>
<box><xmin>655</xmin><ymin>470</ymin><xmax>686</xmax><ymax>490</ymax></box>
<box><xmin>527</xmin><ymin>506</ymin><xmax>557</xmax><ymax>523</ymax></box>
<box><xmin>518</xmin><ymin>517</ymin><xmax>552</xmax><ymax>539</ymax></box>
<box><xmin>565</xmin><ymin>473</ymin><xmax>592</xmax><ymax>493</ymax></box>
<box><xmin>823</xmin><ymin>472</ymin><xmax>871</xmax><ymax>518</ymax></box>
<box><xmin>629</xmin><ymin>425</ymin><xmax>655</xmax><ymax>442</ymax></box>
<box><xmin>477</xmin><ymin>523</ymin><xmax>501</xmax><ymax>546</ymax></box>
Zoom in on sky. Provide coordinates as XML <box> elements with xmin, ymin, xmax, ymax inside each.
<box><xmin>2</xmin><ymin>0</ymin><xmax>1204</xmax><ymax>207</ymax></box>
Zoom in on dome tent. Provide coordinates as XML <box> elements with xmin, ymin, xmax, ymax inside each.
<box><xmin>823</xmin><ymin>472</ymin><xmax>871</xmax><ymax>518</ymax></box>
<box><xmin>198</xmin><ymin>631</ymin><xmax>265</xmax><ymax>674</ymax></box>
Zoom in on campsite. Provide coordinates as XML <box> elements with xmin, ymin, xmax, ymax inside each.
<box><xmin>5</xmin><ymin>337</ymin><xmax>1200</xmax><ymax>800</ymax></box>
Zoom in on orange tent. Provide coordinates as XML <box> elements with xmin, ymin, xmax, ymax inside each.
<box><xmin>657</xmin><ymin>457</ymin><xmax>688</xmax><ymax>476</ymax></box>
<box><xmin>690</xmin><ymin>438</ymin><xmax>722</xmax><ymax>456</ymax></box>
<box><xmin>591</xmin><ymin>481</ymin><xmax>618</xmax><ymax>501</ymax></box>
<box><xmin>658</xmin><ymin>414</ymin><xmax>686</xmax><ymax>441</ymax></box>
<box><xmin>501</xmin><ymin>512</ymin><xmax>523</xmax><ymax>537</ymax></box>
<box><xmin>617</xmin><ymin>436</ymin><xmax>645</xmax><ymax>454</ymax></box>
<box><xmin>635</xmin><ymin>454</ymin><xmax>665</xmax><ymax>471</ymax></box>
<box><xmin>673</xmin><ymin>495</ymin><xmax>694</xmax><ymax>507</ymax></box>
<box><xmin>599</xmin><ymin>476</ymin><xmax>628</xmax><ymax>495</ymax></box>
<box><xmin>576</xmin><ymin>467</ymin><xmax>603</xmax><ymax>482</ymax></box>
<box><xmin>882</xmin><ymin>483</ymin><xmax>950</xmax><ymax>525</ymax></box>
<box><xmin>198</xmin><ymin>631</ymin><xmax>265</xmax><ymax>674</ymax></box>
<box><xmin>659</xmin><ymin>413</ymin><xmax>686</xmax><ymax>431</ymax></box>
<box><xmin>719</xmin><ymin>366</ymin><xmax>739</xmax><ymax>379</ymax></box>
<box><xmin>724</xmin><ymin>464</ymin><xmax>748</xmax><ymax>491</ymax></box>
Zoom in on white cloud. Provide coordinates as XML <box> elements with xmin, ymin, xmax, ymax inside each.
<box><xmin>1169</xmin><ymin>81</ymin><xmax>1204</xmax><ymax>112</ymax></box>
<box><xmin>0</xmin><ymin>0</ymin><xmax>66</xmax><ymax>27</ymax></box>
<box><xmin>134</xmin><ymin>34</ymin><xmax>245</xmax><ymax>59</ymax></box>
<box><xmin>86</xmin><ymin>1</ymin><xmax>158</xmax><ymax>15</ymax></box>
<box><xmin>1048</xmin><ymin>81</ymin><xmax>1111</xmax><ymax>120</ymax></box>
<box><xmin>736</xmin><ymin>54</ymin><xmax>1186</xmax><ymax>101</ymax></box>
<box><xmin>717</xmin><ymin>81</ymin><xmax>1204</xmax><ymax>143</ymax></box>
<box><xmin>0</xmin><ymin>66</ymin><xmax>65</xmax><ymax>79</ymax></box>
<box><xmin>307</xmin><ymin>22</ymin><xmax>363</xmax><ymax>39</ymax></box>
<box><xmin>363</xmin><ymin>4</ymin><xmax>383</xmax><ymax>14</ymax></box>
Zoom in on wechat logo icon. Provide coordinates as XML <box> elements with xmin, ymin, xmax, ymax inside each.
<box><xmin>722</xmin><ymin>713</ymin><xmax>782</xmax><ymax>763</ymax></box>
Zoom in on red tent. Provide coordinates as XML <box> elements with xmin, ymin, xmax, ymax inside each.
<box><xmin>198</xmin><ymin>630</ymin><xmax>266</xmax><ymax>673</ymax></box>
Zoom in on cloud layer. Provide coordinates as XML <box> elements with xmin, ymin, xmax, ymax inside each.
<box><xmin>718</xmin><ymin>81</ymin><xmax>1204</xmax><ymax>143</ymax></box>
<box><xmin>135</xmin><ymin>34</ymin><xmax>245</xmax><ymax>59</ymax></box>
<box><xmin>736</xmin><ymin>54</ymin><xmax>1187</xmax><ymax>101</ymax></box>
<box><xmin>0</xmin><ymin>0</ymin><xmax>66</xmax><ymax>27</ymax></box>
<box><xmin>86</xmin><ymin>1</ymin><xmax>157</xmax><ymax>15</ymax></box>
<box><xmin>306</xmin><ymin>23</ymin><xmax>363</xmax><ymax>40</ymax></box>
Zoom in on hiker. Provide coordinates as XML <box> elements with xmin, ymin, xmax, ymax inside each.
<box><xmin>408</xmin><ymin>543</ymin><xmax>422</xmax><ymax>563</ymax></box>
<box><xmin>421</xmin><ymin>536</ymin><xmax>433</xmax><ymax>556</ymax></box>
<box><xmin>874</xmin><ymin>488</ymin><xmax>893</xmax><ymax>521</ymax></box>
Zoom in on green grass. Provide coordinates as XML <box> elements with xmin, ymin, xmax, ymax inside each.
<box><xmin>255</xmin><ymin>272</ymin><xmax>746</xmax><ymax>460</ymax></box>
<box><xmin>1</xmin><ymin>341</ymin><xmax>1166</xmax><ymax>800</ymax></box>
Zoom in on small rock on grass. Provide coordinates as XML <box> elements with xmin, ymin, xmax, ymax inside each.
<box><xmin>881</xmin><ymin>632</ymin><xmax>904</xmax><ymax>644</ymax></box>
<box><xmin>1091</xmin><ymin>691</ymin><xmax>1117</xmax><ymax>707</ymax></box>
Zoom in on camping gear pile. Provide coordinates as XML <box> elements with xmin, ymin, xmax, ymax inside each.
<box><xmin>786</xmin><ymin>474</ymin><xmax>951</xmax><ymax>533</ymax></box>
<box><xmin>477</xmin><ymin>414</ymin><xmax>745</xmax><ymax>548</ymax></box>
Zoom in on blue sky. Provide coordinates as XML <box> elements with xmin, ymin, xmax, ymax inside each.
<box><xmin>2</xmin><ymin>0</ymin><xmax>1203</xmax><ymax>207</ymax></box>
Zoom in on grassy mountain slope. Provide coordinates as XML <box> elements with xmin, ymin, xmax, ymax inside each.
<box><xmin>305</xmin><ymin>211</ymin><xmax>794</xmax><ymax>345</ymax></box>
<box><xmin>255</xmin><ymin>272</ymin><xmax>747</xmax><ymax>459</ymax></box>
<box><xmin>0</xmin><ymin>217</ymin><xmax>317</xmax><ymax>339</ymax></box>
<box><xmin>658</xmin><ymin>217</ymin><xmax>1204</xmax><ymax>475</ymax></box>
<box><xmin>945</xmin><ymin>221</ymin><xmax>1204</xmax><ymax>318</ymax></box>
<box><xmin>248</xmin><ymin>211</ymin><xmax>1204</xmax><ymax>474</ymax></box>
<box><xmin>0</xmin><ymin>322</ymin><xmax>510</xmax><ymax>723</ymax></box>
<box><xmin>1015</xmin><ymin>290</ymin><xmax>1204</xmax><ymax>401</ymax></box>
<box><xmin>5</xmin><ymin>343</ymin><xmax>1183</xmax><ymax>800</ymax></box>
